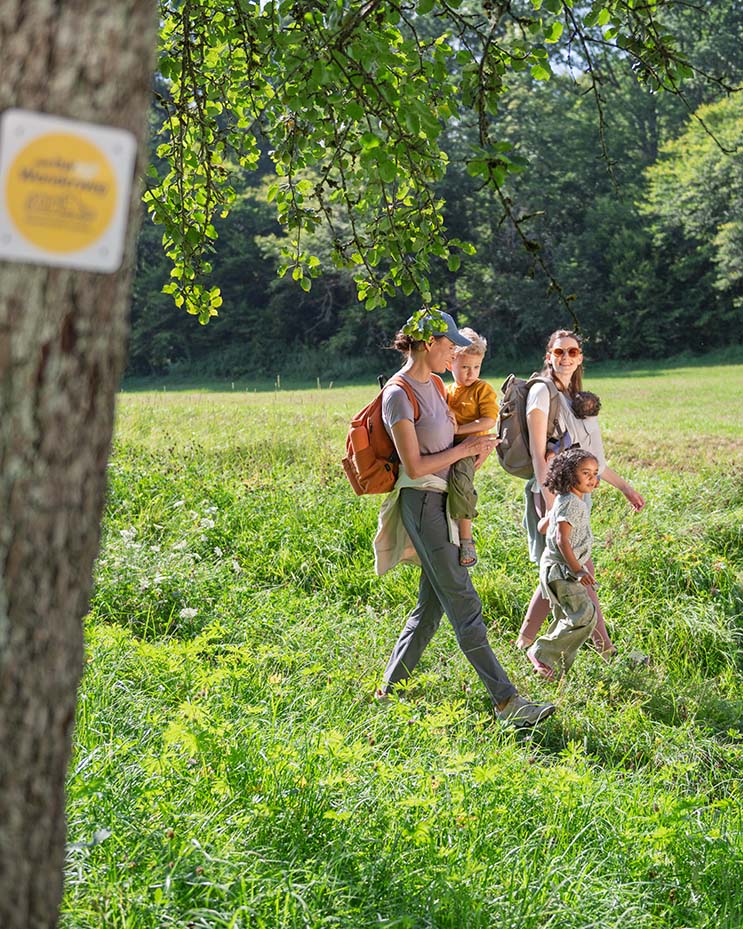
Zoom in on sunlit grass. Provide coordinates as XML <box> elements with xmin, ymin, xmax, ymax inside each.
<box><xmin>63</xmin><ymin>360</ymin><xmax>743</xmax><ymax>929</ymax></box>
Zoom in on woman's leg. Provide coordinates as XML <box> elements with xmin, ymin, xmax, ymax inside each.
<box><xmin>382</xmin><ymin>570</ymin><xmax>442</xmax><ymax>689</ymax></box>
<box><xmin>585</xmin><ymin>558</ymin><xmax>615</xmax><ymax>655</ymax></box>
<box><xmin>516</xmin><ymin>487</ymin><xmax>549</xmax><ymax>648</ymax></box>
<box><xmin>393</xmin><ymin>489</ymin><xmax>517</xmax><ymax>707</ymax></box>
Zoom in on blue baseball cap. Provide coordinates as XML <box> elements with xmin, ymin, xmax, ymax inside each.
<box><xmin>406</xmin><ymin>310</ymin><xmax>472</xmax><ymax>347</ymax></box>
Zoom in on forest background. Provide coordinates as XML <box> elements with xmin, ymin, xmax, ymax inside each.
<box><xmin>129</xmin><ymin>1</ymin><xmax>743</xmax><ymax>382</ymax></box>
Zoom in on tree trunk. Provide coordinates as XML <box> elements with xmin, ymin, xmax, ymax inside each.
<box><xmin>0</xmin><ymin>3</ymin><xmax>156</xmax><ymax>926</ymax></box>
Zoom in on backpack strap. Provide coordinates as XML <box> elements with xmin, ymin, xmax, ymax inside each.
<box><xmin>382</xmin><ymin>372</ymin><xmax>447</xmax><ymax>422</ymax></box>
<box><xmin>525</xmin><ymin>374</ymin><xmax>563</xmax><ymax>440</ymax></box>
<box><xmin>430</xmin><ymin>372</ymin><xmax>447</xmax><ymax>403</ymax></box>
<box><xmin>384</xmin><ymin>373</ymin><xmax>419</xmax><ymax>420</ymax></box>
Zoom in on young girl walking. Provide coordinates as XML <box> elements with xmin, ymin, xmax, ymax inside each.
<box><xmin>527</xmin><ymin>447</ymin><xmax>600</xmax><ymax>680</ymax></box>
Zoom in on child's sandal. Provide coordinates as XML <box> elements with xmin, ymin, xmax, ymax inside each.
<box><xmin>459</xmin><ymin>539</ymin><xmax>477</xmax><ymax>567</ymax></box>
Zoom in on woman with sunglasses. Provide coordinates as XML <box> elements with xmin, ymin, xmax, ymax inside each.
<box><xmin>514</xmin><ymin>329</ymin><xmax>645</xmax><ymax>660</ymax></box>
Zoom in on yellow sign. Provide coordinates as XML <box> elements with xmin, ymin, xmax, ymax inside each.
<box><xmin>6</xmin><ymin>133</ymin><xmax>117</xmax><ymax>253</ymax></box>
<box><xmin>0</xmin><ymin>109</ymin><xmax>136</xmax><ymax>272</ymax></box>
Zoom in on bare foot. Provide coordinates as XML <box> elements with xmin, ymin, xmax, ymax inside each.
<box><xmin>526</xmin><ymin>646</ymin><xmax>555</xmax><ymax>680</ymax></box>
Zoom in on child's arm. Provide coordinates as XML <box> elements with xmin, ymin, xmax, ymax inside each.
<box><xmin>455</xmin><ymin>416</ymin><xmax>496</xmax><ymax>436</ymax></box>
<box><xmin>556</xmin><ymin>521</ymin><xmax>595</xmax><ymax>586</ymax></box>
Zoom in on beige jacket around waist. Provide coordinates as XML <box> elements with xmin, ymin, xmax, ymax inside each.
<box><xmin>373</xmin><ymin>470</ymin><xmax>460</xmax><ymax>576</ymax></box>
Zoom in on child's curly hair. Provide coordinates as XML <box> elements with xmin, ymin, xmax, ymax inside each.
<box><xmin>544</xmin><ymin>447</ymin><xmax>599</xmax><ymax>495</ymax></box>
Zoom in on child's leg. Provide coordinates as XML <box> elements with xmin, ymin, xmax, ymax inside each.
<box><xmin>458</xmin><ymin>518</ymin><xmax>477</xmax><ymax>566</ymax></box>
<box><xmin>530</xmin><ymin>577</ymin><xmax>598</xmax><ymax>676</ymax></box>
<box><xmin>448</xmin><ymin>457</ymin><xmax>478</xmax><ymax>567</ymax></box>
<box><xmin>515</xmin><ymin>586</ymin><xmax>550</xmax><ymax>648</ymax></box>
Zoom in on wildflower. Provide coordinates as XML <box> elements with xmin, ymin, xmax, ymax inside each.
<box><xmin>173</xmin><ymin>540</ymin><xmax>188</xmax><ymax>551</ymax></box>
<box><xmin>199</xmin><ymin>518</ymin><xmax>215</xmax><ymax>530</ymax></box>
<box><xmin>214</xmin><ymin>546</ymin><xmax>223</xmax><ymax>558</ymax></box>
<box><xmin>231</xmin><ymin>558</ymin><xmax>241</xmax><ymax>573</ymax></box>
<box><xmin>179</xmin><ymin>607</ymin><xmax>198</xmax><ymax>620</ymax></box>
<box><xmin>120</xmin><ymin>527</ymin><xmax>137</xmax><ymax>543</ymax></box>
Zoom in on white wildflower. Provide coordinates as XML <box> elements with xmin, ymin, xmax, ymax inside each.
<box><xmin>173</xmin><ymin>540</ymin><xmax>188</xmax><ymax>551</ymax></box>
<box><xmin>173</xmin><ymin>500</ymin><xmax>186</xmax><ymax>509</ymax></box>
<box><xmin>231</xmin><ymin>558</ymin><xmax>241</xmax><ymax>573</ymax></box>
<box><xmin>179</xmin><ymin>607</ymin><xmax>198</xmax><ymax>620</ymax></box>
<box><xmin>199</xmin><ymin>518</ymin><xmax>215</xmax><ymax>530</ymax></box>
<box><xmin>120</xmin><ymin>527</ymin><xmax>137</xmax><ymax>543</ymax></box>
<box><xmin>214</xmin><ymin>546</ymin><xmax>223</xmax><ymax>558</ymax></box>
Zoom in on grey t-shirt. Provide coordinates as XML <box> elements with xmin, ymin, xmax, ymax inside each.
<box><xmin>382</xmin><ymin>373</ymin><xmax>454</xmax><ymax>481</ymax></box>
<box><xmin>542</xmin><ymin>492</ymin><xmax>593</xmax><ymax>570</ymax></box>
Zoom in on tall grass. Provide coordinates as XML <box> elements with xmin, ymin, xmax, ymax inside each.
<box><xmin>63</xmin><ymin>361</ymin><xmax>743</xmax><ymax>928</ymax></box>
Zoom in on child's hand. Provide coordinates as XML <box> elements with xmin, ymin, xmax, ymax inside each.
<box><xmin>576</xmin><ymin>567</ymin><xmax>596</xmax><ymax>587</ymax></box>
<box><xmin>537</xmin><ymin>513</ymin><xmax>550</xmax><ymax>534</ymax></box>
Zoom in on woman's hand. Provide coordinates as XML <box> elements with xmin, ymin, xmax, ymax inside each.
<box><xmin>623</xmin><ymin>486</ymin><xmax>645</xmax><ymax>512</ymax></box>
<box><xmin>460</xmin><ymin>434</ymin><xmax>499</xmax><ymax>468</ymax></box>
<box><xmin>601</xmin><ymin>466</ymin><xmax>646</xmax><ymax>512</ymax></box>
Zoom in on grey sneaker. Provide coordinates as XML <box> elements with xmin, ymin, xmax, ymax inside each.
<box><xmin>496</xmin><ymin>694</ymin><xmax>555</xmax><ymax>727</ymax></box>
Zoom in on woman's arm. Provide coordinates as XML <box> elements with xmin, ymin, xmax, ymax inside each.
<box><xmin>390</xmin><ymin>420</ymin><xmax>498</xmax><ymax>479</ymax></box>
<box><xmin>556</xmin><ymin>522</ymin><xmax>595</xmax><ymax>586</ymax></box>
<box><xmin>527</xmin><ymin>407</ymin><xmax>555</xmax><ymax>509</ymax></box>
<box><xmin>600</xmin><ymin>465</ymin><xmax>645</xmax><ymax>512</ymax></box>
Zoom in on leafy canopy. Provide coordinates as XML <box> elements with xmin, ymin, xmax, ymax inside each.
<box><xmin>148</xmin><ymin>0</ymin><xmax>695</xmax><ymax>331</ymax></box>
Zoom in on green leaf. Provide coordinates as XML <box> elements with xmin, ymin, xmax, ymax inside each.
<box><xmin>531</xmin><ymin>62</ymin><xmax>552</xmax><ymax>80</ymax></box>
<box><xmin>360</xmin><ymin>131</ymin><xmax>382</xmax><ymax>150</ymax></box>
<box><xmin>544</xmin><ymin>21</ymin><xmax>564</xmax><ymax>42</ymax></box>
<box><xmin>378</xmin><ymin>160</ymin><xmax>397</xmax><ymax>184</ymax></box>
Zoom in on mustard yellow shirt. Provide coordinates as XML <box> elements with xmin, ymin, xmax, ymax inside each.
<box><xmin>447</xmin><ymin>379</ymin><xmax>499</xmax><ymax>436</ymax></box>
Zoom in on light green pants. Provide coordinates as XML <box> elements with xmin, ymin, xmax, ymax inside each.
<box><xmin>532</xmin><ymin>563</ymin><xmax>597</xmax><ymax>676</ymax></box>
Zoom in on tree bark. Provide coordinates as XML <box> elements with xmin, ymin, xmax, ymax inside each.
<box><xmin>0</xmin><ymin>3</ymin><xmax>156</xmax><ymax>926</ymax></box>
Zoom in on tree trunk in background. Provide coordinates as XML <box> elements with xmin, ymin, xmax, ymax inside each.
<box><xmin>0</xmin><ymin>3</ymin><xmax>156</xmax><ymax>926</ymax></box>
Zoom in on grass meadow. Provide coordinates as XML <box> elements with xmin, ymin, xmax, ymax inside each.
<box><xmin>62</xmin><ymin>359</ymin><xmax>743</xmax><ymax>929</ymax></box>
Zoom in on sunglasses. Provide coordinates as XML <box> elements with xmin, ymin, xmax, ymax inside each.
<box><xmin>550</xmin><ymin>346</ymin><xmax>582</xmax><ymax>358</ymax></box>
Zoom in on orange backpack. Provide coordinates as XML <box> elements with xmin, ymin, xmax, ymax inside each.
<box><xmin>342</xmin><ymin>373</ymin><xmax>447</xmax><ymax>495</ymax></box>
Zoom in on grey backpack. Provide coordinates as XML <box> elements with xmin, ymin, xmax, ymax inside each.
<box><xmin>495</xmin><ymin>374</ymin><xmax>563</xmax><ymax>479</ymax></box>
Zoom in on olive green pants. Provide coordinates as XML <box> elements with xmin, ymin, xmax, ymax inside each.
<box><xmin>531</xmin><ymin>563</ymin><xmax>597</xmax><ymax>676</ymax></box>
<box><xmin>447</xmin><ymin>455</ymin><xmax>477</xmax><ymax>520</ymax></box>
